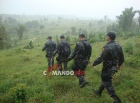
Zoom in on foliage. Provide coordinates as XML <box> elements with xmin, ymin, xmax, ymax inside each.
<box><xmin>16</xmin><ymin>24</ymin><xmax>26</xmax><ymax>40</ymax></box>
<box><xmin>7</xmin><ymin>17</ymin><xmax>17</xmax><ymax>25</ymax></box>
<box><xmin>40</xmin><ymin>25</ymin><xmax>44</xmax><ymax>29</ymax></box>
<box><xmin>25</xmin><ymin>20</ymin><xmax>40</xmax><ymax>28</ymax></box>
<box><xmin>56</xmin><ymin>35</ymin><xmax>59</xmax><ymax>44</ymax></box>
<box><xmin>0</xmin><ymin>36</ymin><xmax>140</xmax><ymax>103</ymax></box>
<box><xmin>124</xmin><ymin>42</ymin><xmax>134</xmax><ymax>54</ymax></box>
<box><xmin>7</xmin><ymin>84</ymin><xmax>28</xmax><ymax>103</ymax></box>
<box><xmin>23</xmin><ymin>41</ymin><xmax>34</xmax><ymax>49</ymax></box>
<box><xmin>89</xmin><ymin>33</ymin><xmax>105</xmax><ymax>43</ymax></box>
<box><xmin>65</xmin><ymin>35</ymin><xmax>71</xmax><ymax>42</ymax></box>
<box><xmin>70</xmin><ymin>26</ymin><xmax>77</xmax><ymax>35</ymax></box>
<box><xmin>0</xmin><ymin>25</ymin><xmax>11</xmax><ymax>49</ymax></box>
<box><xmin>0</xmin><ymin>10</ymin><xmax>140</xmax><ymax>103</ymax></box>
<box><xmin>15</xmin><ymin>47</ymin><xmax>23</xmax><ymax>53</ymax></box>
<box><xmin>63</xmin><ymin>30</ymin><xmax>70</xmax><ymax>35</ymax></box>
<box><xmin>116</xmin><ymin>7</ymin><xmax>137</xmax><ymax>31</ymax></box>
<box><xmin>107</xmin><ymin>23</ymin><xmax>120</xmax><ymax>34</ymax></box>
<box><xmin>124</xmin><ymin>40</ymin><xmax>140</xmax><ymax>68</ymax></box>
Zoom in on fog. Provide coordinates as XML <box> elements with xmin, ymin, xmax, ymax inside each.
<box><xmin>0</xmin><ymin>0</ymin><xmax>140</xmax><ymax>19</ymax></box>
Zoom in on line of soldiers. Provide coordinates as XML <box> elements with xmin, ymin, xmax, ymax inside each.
<box><xmin>42</xmin><ymin>32</ymin><xmax>124</xmax><ymax>103</ymax></box>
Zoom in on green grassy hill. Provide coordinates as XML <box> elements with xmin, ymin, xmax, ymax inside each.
<box><xmin>0</xmin><ymin>36</ymin><xmax>140</xmax><ymax>103</ymax></box>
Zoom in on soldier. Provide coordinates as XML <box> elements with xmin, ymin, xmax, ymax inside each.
<box><xmin>68</xmin><ymin>34</ymin><xmax>92</xmax><ymax>88</ymax></box>
<box><xmin>52</xmin><ymin>35</ymin><xmax>70</xmax><ymax>71</ymax></box>
<box><xmin>42</xmin><ymin>36</ymin><xmax>56</xmax><ymax>68</ymax></box>
<box><xmin>91</xmin><ymin>31</ymin><xmax>124</xmax><ymax>103</ymax></box>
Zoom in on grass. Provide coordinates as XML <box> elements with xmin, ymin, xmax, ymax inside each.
<box><xmin>0</xmin><ymin>36</ymin><xmax>140</xmax><ymax>103</ymax></box>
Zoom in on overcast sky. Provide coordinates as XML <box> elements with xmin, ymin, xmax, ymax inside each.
<box><xmin>0</xmin><ymin>0</ymin><xmax>140</xmax><ymax>19</ymax></box>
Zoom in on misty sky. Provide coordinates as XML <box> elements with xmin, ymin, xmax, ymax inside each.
<box><xmin>0</xmin><ymin>0</ymin><xmax>140</xmax><ymax>19</ymax></box>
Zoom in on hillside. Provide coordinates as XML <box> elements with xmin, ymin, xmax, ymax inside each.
<box><xmin>0</xmin><ymin>36</ymin><xmax>140</xmax><ymax>103</ymax></box>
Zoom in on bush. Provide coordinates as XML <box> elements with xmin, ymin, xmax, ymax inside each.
<box><xmin>7</xmin><ymin>83</ymin><xmax>28</xmax><ymax>103</ymax></box>
<box><xmin>89</xmin><ymin>34</ymin><xmax>101</xmax><ymax>43</ymax></box>
<box><xmin>0</xmin><ymin>26</ymin><xmax>12</xmax><ymax>49</ymax></box>
<box><xmin>23</xmin><ymin>41</ymin><xmax>34</xmax><ymax>49</ymax></box>
<box><xmin>124</xmin><ymin>42</ymin><xmax>134</xmax><ymax>54</ymax></box>
<box><xmin>15</xmin><ymin>47</ymin><xmax>23</xmax><ymax>53</ymax></box>
<box><xmin>65</xmin><ymin>35</ymin><xmax>71</xmax><ymax>43</ymax></box>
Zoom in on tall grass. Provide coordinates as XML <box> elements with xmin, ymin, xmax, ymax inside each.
<box><xmin>0</xmin><ymin>36</ymin><xmax>140</xmax><ymax>103</ymax></box>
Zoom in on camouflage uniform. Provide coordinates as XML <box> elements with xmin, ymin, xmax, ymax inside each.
<box><xmin>93</xmin><ymin>40</ymin><xmax>124</xmax><ymax>103</ymax></box>
<box><xmin>42</xmin><ymin>40</ymin><xmax>56</xmax><ymax>68</ymax></box>
<box><xmin>53</xmin><ymin>39</ymin><xmax>70</xmax><ymax>71</ymax></box>
<box><xmin>68</xmin><ymin>39</ymin><xmax>92</xmax><ymax>87</ymax></box>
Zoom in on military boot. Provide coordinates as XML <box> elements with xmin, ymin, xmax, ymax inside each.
<box><xmin>79</xmin><ymin>76</ymin><xmax>88</xmax><ymax>88</ymax></box>
<box><xmin>94</xmin><ymin>85</ymin><xmax>104</xmax><ymax>97</ymax></box>
<box><xmin>94</xmin><ymin>89</ymin><xmax>101</xmax><ymax>97</ymax></box>
<box><xmin>79</xmin><ymin>77</ymin><xmax>83</xmax><ymax>85</ymax></box>
<box><xmin>76</xmin><ymin>75</ymin><xmax>82</xmax><ymax>85</ymax></box>
<box><xmin>111</xmin><ymin>95</ymin><xmax>122</xmax><ymax>103</ymax></box>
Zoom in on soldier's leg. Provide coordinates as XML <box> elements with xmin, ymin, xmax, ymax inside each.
<box><xmin>56</xmin><ymin>57</ymin><xmax>62</xmax><ymax>71</ymax></box>
<box><xmin>51</xmin><ymin>56</ymin><xmax>54</xmax><ymax>67</ymax></box>
<box><xmin>104</xmin><ymin>79</ymin><xmax>122</xmax><ymax>103</ymax></box>
<box><xmin>63</xmin><ymin>61</ymin><xmax>68</xmax><ymax>71</ymax></box>
<box><xmin>78</xmin><ymin>64</ymin><xmax>88</xmax><ymax>88</ymax></box>
<box><xmin>95</xmin><ymin>69</ymin><xmax>109</xmax><ymax>95</ymax></box>
<box><xmin>72</xmin><ymin>62</ymin><xmax>81</xmax><ymax>82</ymax></box>
<box><xmin>47</xmin><ymin>57</ymin><xmax>52</xmax><ymax>68</ymax></box>
<box><xmin>94</xmin><ymin>82</ymin><xmax>105</xmax><ymax>96</ymax></box>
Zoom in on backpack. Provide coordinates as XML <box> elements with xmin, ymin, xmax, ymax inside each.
<box><xmin>47</xmin><ymin>41</ymin><xmax>56</xmax><ymax>51</ymax></box>
<box><xmin>81</xmin><ymin>41</ymin><xmax>92</xmax><ymax>60</ymax></box>
<box><xmin>61</xmin><ymin>41</ymin><xmax>70</xmax><ymax>57</ymax></box>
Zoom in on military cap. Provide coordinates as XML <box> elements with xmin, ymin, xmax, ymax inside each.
<box><xmin>106</xmin><ymin>31</ymin><xmax>116</xmax><ymax>40</ymax></box>
<box><xmin>79</xmin><ymin>34</ymin><xmax>85</xmax><ymax>38</ymax></box>
<box><xmin>60</xmin><ymin>35</ymin><xmax>65</xmax><ymax>39</ymax></box>
<box><xmin>48</xmin><ymin>36</ymin><xmax>52</xmax><ymax>39</ymax></box>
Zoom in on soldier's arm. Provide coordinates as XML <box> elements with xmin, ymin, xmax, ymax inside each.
<box><xmin>118</xmin><ymin>47</ymin><xmax>124</xmax><ymax>66</ymax></box>
<box><xmin>42</xmin><ymin>42</ymin><xmax>48</xmax><ymax>51</ymax></box>
<box><xmin>68</xmin><ymin>43</ymin><xmax>81</xmax><ymax>61</ymax></box>
<box><xmin>92</xmin><ymin>47</ymin><xmax>108</xmax><ymax>66</ymax></box>
<box><xmin>88</xmin><ymin>45</ymin><xmax>92</xmax><ymax>60</ymax></box>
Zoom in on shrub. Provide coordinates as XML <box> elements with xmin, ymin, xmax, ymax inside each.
<box><xmin>0</xmin><ymin>26</ymin><xmax>12</xmax><ymax>49</ymax></box>
<box><xmin>15</xmin><ymin>47</ymin><xmax>23</xmax><ymax>53</ymax></box>
<box><xmin>23</xmin><ymin>41</ymin><xmax>34</xmax><ymax>49</ymax></box>
<box><xmin>124</xmin><ymin>42</ymin><xmax>134</xmax><ymax>54</ymax></box>
<box><xmin>7</xmin><ymin>83</ymin><xmax>28</xmax><ymax>103</ymax></box>
<box><xmin>65</xmin><ymin>35</ymin><xmax>71</xmax><ymax>43</ymax></box>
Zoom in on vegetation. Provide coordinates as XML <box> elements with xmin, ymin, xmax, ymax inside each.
<box><xmin>0</xmin><ymin>26</ymin><xmax>11</xmax><ymax>49</ymax></box>
<box><xmin>0</xmin><ymin>7</ymin><xmax>140</xmax><ymax>103</ymax></box>
<box><xmin>16</xmin><ymin>24</ymin><xmax>26</xmax><ymax>40</ymax></box>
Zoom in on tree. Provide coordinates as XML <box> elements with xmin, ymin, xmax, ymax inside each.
<box><xmin>58</xmin><ymin>17</ymin><xmax>62</xmax><ymax>23</ymax></box>
<box><xmin>70</xmin><ymin>26</ymin><xmax>77</xmax><ymax>35</ymax></box>
<box><xmin>0</xmin><ymin>16</ymin><xmax>2</xmax><ymax>24</ymax></box>
<box><xmin>104</xmin><ymin>15</ymin><xmax>107</xmax><ymax>21</ymax></box>
<box><xmin>135</xmin><ymin>10</ymin><xmax>140</xmax><ymax>28</ymax></box>
<box><xmin>25</xmin><ymin>20</ymin><xmax>40</xmax><ymax>28</ymax></box>
<box><xmin>44</xmin><ymin>18</ymin><xmax>48</xmax><ymax>23</ymax></box>
<box><xmin>89</xmin><ymin>22</ymin><xmax>92</xmax><ymax>28</ymax></box>
<box><xmin>40</xmin><ymin>25</ymin><xmax>44</xmax><ymax>29</ymax></box>
<box><xmin>78</xmin><ymin>28</ymin><xmax>82</xmax><ymax>34</ymax></box>
<box><xmin>16</xmin><ymin>24</ymin><xmax>26</xmax><ymax>40</ymax></box>
<box><xmin>0</xmin><ymin>26</ymin><xmax>11</xmax><ymax>49</ymax></box>
<box><xmin>7</xmin><ymin>17</ymin><xmax>17</xmax><ymax>24</ymax></box>
<box><xmin>116</xmin><ymin>7</ymin><xmax>136</xmax><ymax>31</ymax></box>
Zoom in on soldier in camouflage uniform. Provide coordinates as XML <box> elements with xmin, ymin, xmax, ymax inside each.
<box><xmin>92</xmin><ymin>31</ymin><xmax>124</xmax><ymax>103</ymax></box>
<box><xmin>42</xmin><ymin>36</ymin><xmax>56</xmax><ymax>68</ymax></box>
<box><xmin>68</xmin><ymin>34</ymin><xmax>92</xmax><ymax>88</ymax></box>
<box><xmin>52</xmin><ymin>35</ymin><xmax>70</xmax><ymax>71</ymax></box>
